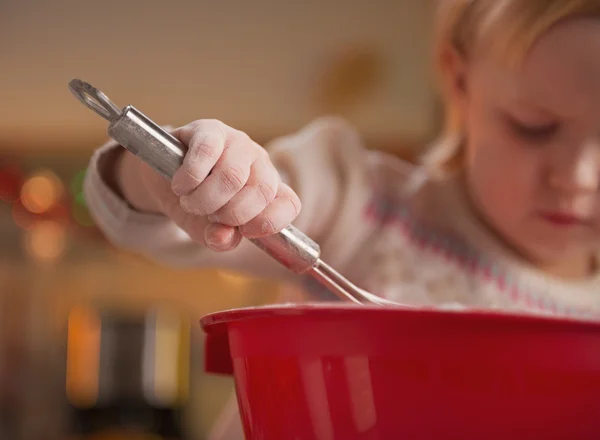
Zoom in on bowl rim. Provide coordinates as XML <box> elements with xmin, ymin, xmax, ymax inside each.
<box><xmin>200</xmin><ymin>302</ymin><xmax>600</xmax><ymax>331</ymax></box>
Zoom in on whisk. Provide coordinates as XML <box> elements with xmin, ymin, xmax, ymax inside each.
<box><xmin>68</xmin><ymin>79</ymin><xmax>397</xmax><ymax>306</ymax></box>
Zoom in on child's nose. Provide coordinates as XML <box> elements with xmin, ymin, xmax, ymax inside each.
<box><xmin>548</xmin><ymin>142</ymin><xmax>600</xmax><ymax>194</ymax></box>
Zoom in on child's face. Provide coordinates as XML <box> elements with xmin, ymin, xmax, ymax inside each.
<box><xmin>450</xmin><ymin>18</ymin><xmax>600</xmax><ymax>270</ymax></box>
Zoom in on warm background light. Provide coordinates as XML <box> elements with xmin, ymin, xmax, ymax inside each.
<box><xmin>24</xmin><ymin>220</ymin><xmax>67</xmax><ymax>262</ymax></box>
<box><xmin>65</xmin><ymin>305</ymin><xmax>101</xmax><ymax>408</ymax></box>
<box><xmin>21</xmin><ymin>170</ymin><xmax>63</xmax><ymax>214</ymax></box>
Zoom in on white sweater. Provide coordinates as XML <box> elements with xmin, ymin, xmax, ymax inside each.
<box><xmin>84</xmin><ymin>117</ymin><xmax>600</xmax><ymax>318</ymax></box>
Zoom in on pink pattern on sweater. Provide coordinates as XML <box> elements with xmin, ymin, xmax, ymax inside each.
<box><xmin>362</xmin><ymin>194</ymin><xmax>594</xmax><ymax>319</ymax></box>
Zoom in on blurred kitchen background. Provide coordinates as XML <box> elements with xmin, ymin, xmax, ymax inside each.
<box><xmin>0</xmin><ymin>0</ymin><xmax>440</xmax><ymax>438</ymax></box>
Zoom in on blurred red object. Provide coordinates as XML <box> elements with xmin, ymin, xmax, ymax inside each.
<box><xmin>203</xmin><ymin>304</ymin><xmax>600</xmax><ymax>440</ymax></box>
<box><xmin>0</xmin><ymin>163</ymin><xmax>24</xmax><ymax>203</ymax></box>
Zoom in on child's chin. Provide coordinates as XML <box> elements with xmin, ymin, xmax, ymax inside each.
<box><xmin>526</xmin><ymin>242</ymin><xmax>593</xmax><ymax>269</ymax></box>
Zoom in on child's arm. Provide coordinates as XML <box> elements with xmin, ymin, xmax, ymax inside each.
<box><xmin>84</xmin><ymin>116</ymin><xmax>377</xmax><ymax>280</ymax></box>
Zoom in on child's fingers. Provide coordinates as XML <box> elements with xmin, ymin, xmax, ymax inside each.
<box><xmin>204</xmin><ymin>223</ymin><xmax>243</xmax><ymax>252</ymax></box>
<box><xmin>179</xmin><ymin>135</ymin><xmax>254</xmax><ymax>216</ymax></box>
<box><xmin>141</xmin><ymin>164</ymin><xmax>210</xmax><ymax>243</ymax></box>
<box><xmin>208</xmin><ymin>159</ymin><xmax>280</xmax><ymax>227</ymax></box>
<box><xmin>239</xmin><ymin>183</ymin><xmax>301</xmax><ymax>238</ymax></box>
<box><xmin>137</xmin><ymin>119</ymin><xmax>300</xmax><ymax>252</ymax></box>
<box><xmin>155</xmin><ymin>183</ymin><xmax>240</xmax><ymax>249</ymax></box>
<box><xmin>171</xmin><ymin>120</ymin><xmax>228</xmax><ymax>196</ymax></box>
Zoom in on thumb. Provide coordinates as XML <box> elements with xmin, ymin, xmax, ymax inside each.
<box><xmin>204</xmin><ymin>223</ymin><xmax>243</xmax><ymax>252</ymax></box>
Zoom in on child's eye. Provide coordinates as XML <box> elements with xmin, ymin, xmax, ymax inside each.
<box><xmin>506</xmin><ymin>117</ymin><xmax>559</xmax><ymax>141</ymax></box>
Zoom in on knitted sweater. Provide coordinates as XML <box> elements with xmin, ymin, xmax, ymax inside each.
<box><xmin>83</xmin><ymin>118</ymin><xmax>600</xmax><ymax>319</ymax></box>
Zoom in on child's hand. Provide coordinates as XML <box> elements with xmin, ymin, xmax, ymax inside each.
<box><xmin>136</xmin><ymin>119</ymin><xmax>301</xmax><ymax>252</ymax></box>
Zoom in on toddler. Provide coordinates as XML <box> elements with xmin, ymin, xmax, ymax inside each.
<box><xmin>84</xmin><ymin>0</ymin><xmax>600</xmax><ymax>437</ymax></box>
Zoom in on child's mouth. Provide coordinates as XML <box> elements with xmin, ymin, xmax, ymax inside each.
<box><xmin>540</xmin><ymin>211</ymin><xmax>586</xmax><ymax>227</ymax></box>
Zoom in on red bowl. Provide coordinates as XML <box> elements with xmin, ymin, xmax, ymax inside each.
<box><xmin>201</xmin><ymin>304</ymin><xmax>600</xmax><ymax>439</ymax></box>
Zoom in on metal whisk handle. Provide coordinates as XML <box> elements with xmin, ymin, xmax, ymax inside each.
<box><xmin>69</xmin><ymin>79</ymin><xmax>320</xmax><ymax>275</ymax></box>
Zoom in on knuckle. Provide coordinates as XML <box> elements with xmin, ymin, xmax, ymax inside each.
<box><xmin>230</xmin><ymin>129</ymin><xmax>260</xmax><ymax>154</ymax></box>
<box><xmin>190</xmin><ymin>135</ymin><xmax>221</xmax><ymax>162</ymax></box>
<box><xmin>177</xmin><ymin>168</ymin><xmax>201</xmax><ymax>187</ymax></box>
<box><xmin>188</xmin><ymin>120</ymin><xmax>229</xmax><ymax>143</ymax></box>
<box><xmin>219</xmin><ymin>164</ymin><xmax>246</xmax><ymax>193</ymax></box>
<box><xmin>205</xmin><ymin>119</ymin><xmax>230</xmax><ymax>141</ymax></box>
<box><xmin>279</xmin><ymin>185</ymin><xmax>302</xmax><ymax>216</ymax></box>
<box><xmin>172</xmin><ymin>167</ymin><xmax>201</xmax><ymax>196</ymax></box>
<box><xmin>191</xmin><ymin>118</ymin><xmax>223</xmax><ymax>130</ymax></box>
<box><xmin>231</xmin><ymin>127</ymin><xmax>250</xmax><ymax>142</ymax></box>
<box><xmin>227</xmin><ymin>208</ymin><xmax>245</xmax><ymax>226</ymax></box>
<box><xmin>188</xmin><ymin>119</ymin><xmax>204</xmax><ymax>131</ymax></box>
<box><xmin>257</xmin><ymin>147</ymin><xmax>270</xmax><ymax>161</ymax></box>
<box><xmin>287</xmin><ymin>194</ymin><xmax>302</xmax><ymax>218</ymax></box>
<box><xmin>260</xmin><ymin>215</ymin><xmax>278</xmax><ymax>235</ymax></box>
<box><xmin>256</xmin><ymin>180</ymin><xmax>277</xmax><ymax>205</ymax></box>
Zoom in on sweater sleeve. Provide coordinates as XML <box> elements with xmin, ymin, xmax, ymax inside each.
<box><xmin>83</xmin><ymin>117</ymin><xmax>382</xmax><ymax>282</ymax></box>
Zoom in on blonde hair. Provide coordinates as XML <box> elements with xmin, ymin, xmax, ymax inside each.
<box><xmin>424</xmin><ymin>0</ymin><xmax>600</xmax><ymax>173</ymax></box>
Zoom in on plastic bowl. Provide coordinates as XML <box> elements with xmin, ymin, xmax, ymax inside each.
<box><xmin>201</xmin><ymin>304</ymin><xmax>600</xmax><ymax>439</ymax></box>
